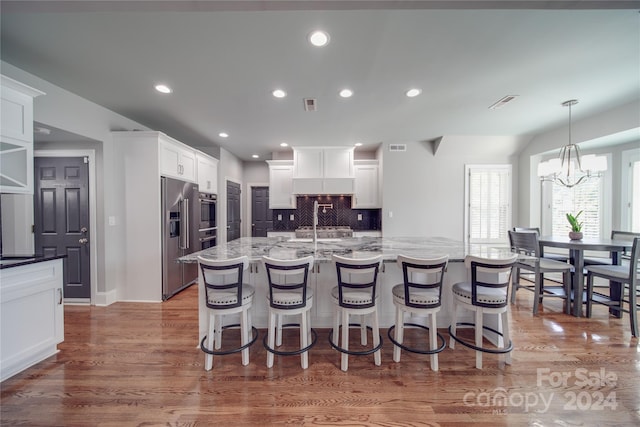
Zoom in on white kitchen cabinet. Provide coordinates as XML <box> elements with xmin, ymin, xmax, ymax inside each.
<box><xmin>292</xmin><ymin>147</ymin><xmax>354</xmax><ymax>194</ymax></box>
<box><xmin>160</xmin><ymin>136</ymin><xmax>196</xmax><ymax>182</ymax></box>
<box><xmin>353</xmin><ymin>160</ymin><xmax>380</xmax><ymax>208</ymax></box>
<box><xmin>267</xmin><ymin>160</ymin><xmax>296</xmax><ymax>209</ymax></box>
<box><xmin>1</xmin><ymin>258</ymin><xmax>64</xmax><ymax>382</ymax></box>
<box><xmin>0</xmin><ymin>75</ymin><xmax>45</xmax><ymax>194</ymax></box>
<box><xmin>197</xmin><ymin>153</ymin><xmax>218</xmax><ymax>194</ymax></box>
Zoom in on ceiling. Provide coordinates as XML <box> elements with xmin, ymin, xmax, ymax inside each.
<box><xmin>1</xmin><ymin>1</ymin><xmax>639</xmax><ymax>161</ymax></box>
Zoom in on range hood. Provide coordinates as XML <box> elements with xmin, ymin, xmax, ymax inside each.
<box><xmin>292</xmin><ymin>177</ymin><xmax>354</xmax><ymax>194</ymax></box>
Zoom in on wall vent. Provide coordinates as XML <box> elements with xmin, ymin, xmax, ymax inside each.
<box><xmin>389</xmin><ymin>144</ymin><xmax>407</xmax><ymax>152</ymax></box>
<box><xmin>488</xmin><ymin>95</ymin><xmax>519</xmax><ymax>110</ymax></box>
<box><xmin>303</xmin><ymin>98</ymin><xmax>317</xmax><ymax>111</ymax></box>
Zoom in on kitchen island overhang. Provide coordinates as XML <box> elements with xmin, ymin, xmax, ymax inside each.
<box><xmin>179</xmin><ymin>237</ymin><xmax>516</xmax><ymax>345</ymax></box>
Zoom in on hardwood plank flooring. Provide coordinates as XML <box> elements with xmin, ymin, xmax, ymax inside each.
<box><xmin>1</xmin><ymin>283</ymin><xmax>638</xmax><ymax>426</ymax></box>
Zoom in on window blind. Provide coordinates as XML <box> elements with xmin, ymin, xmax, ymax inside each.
<box><xmin>467</xmin><ymin>166</ymin><xmax>511</xmax><ymax>243</ymax></box>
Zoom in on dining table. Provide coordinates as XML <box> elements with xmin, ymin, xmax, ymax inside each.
<box><xmin>538</xmin><ymin>235</ymin><xmax>633</xmax><ymax>317</ymax></box>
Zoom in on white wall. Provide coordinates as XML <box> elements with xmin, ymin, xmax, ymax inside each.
<box><xmin>518</xmin><ymin>100</ymin><xmax>640</xmax><ymax>228</ymax></box>
<box><xmin>1</xmin><ymin>62</ymin><xmax>156</xmax><ymax>302</ymax></box>
<box><xmin>218</xmin><ymin>147</ymin><xmax>244</xmax><ymax>244</ymax></box>
<box><xmin>381</xmin><ymin>136</ymin><xmax>529</xmax><ymax>239</ymax></box>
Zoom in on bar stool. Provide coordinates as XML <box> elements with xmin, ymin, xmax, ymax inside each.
<box><xmin>329</xmin><ymin>254</ymin><xmax>383</xmax><ymax>371</ymax></box>
<box><xmin>262</xmin><ymin>256</ymin><xmax>317</xmax><ymax>369</ymax></box>
<box><xmin>449</xmin><ymin>254</ymin><xmax>518</xmax><ymax>369</ymax></box>
<box><xmin>197</xmin><ymin>255</ymin><xmax>258</xmax><ymax>370</ymax></box>
<box><xmin>387</xmin><ymin>255</ymin><xmax>448</xmax><ymax>371</ymax></box>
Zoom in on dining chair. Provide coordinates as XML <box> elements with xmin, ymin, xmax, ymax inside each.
<box><xmin>449</xmin><ymin>254</ymin><xmax>518</xmax><ymax>369</ymax></box>
<box><xmin>262</xmin><ymin>255</ymin><xmax>317</xmax><ymax>369</ymax></box>
<box><xmin>197</xmin><ymin>255</ymin><xmax>258</xmax><ymax>370</ymax></box>
<box><xmin>509</xmin><ymin>230</ymin><xmax>573</xmax><ymax>314</ymax></box>
<box><xmin>387</xmin><ymin>255</ymin><xmax>448</xmax><ymax>371</ymax></box>
<box><xmin>512</xmin><ymin>227</ymin><xmax>569</xmax><ymax>262</ymax></box>
<box><xmin>585</xmin><ymin>237</ymin><xmax>639</xmax><ymax>337</ymax></box>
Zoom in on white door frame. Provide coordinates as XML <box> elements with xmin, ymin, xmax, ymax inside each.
<box><xmin>34</xmin><ymin>149</ymin><xmax>98</xmax><ymax>305</ymax></box>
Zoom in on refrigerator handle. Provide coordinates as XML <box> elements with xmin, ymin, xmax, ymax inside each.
<box><xmin>181</xmin><ymin>198</ymin><xmax>190</xmax><ymax>250</ymax></box>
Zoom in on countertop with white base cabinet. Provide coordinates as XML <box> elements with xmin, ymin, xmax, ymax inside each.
<box><xmin>1</xmin><ymin>255</ymin><xmax>65</xmax><ymax>382</ymax></box>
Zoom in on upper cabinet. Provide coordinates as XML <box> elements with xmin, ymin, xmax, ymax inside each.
<box><xmin>353</xmin><ymin>160</ymin><xmax>380</xmax><ymax>208</ymax></box>
<box><xmin>159</xmin><ymin>135</ymin><xmax>196</xmax><ymax>182</ymax></box>
<box><xmin>196</xmin><ymin>153</ymin><xmax>218</xmax><ymax>194</ymax></box>
<box><xmin>267</xmin><ymin>160</ymin><xmax>296</xmax><ymax>209</ymax></box>
<box><xmin>0</xmin><ymin>75</ymin><xmax>45</xmax><ymax>194</ymax></box>
<box><xmin>292</xmin><ymin>147</ymin><xmax>354</xmax><ymax>194</ymax></box>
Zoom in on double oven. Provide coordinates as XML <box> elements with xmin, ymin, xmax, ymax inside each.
<box><xmin>198</xmin><ymin>192</ymin><xmax>217</xmax><ymax>250</ymax></box>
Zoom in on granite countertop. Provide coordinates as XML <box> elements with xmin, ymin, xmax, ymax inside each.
<box><xmin>0</xmin><ymin>254</ymin><xmax>67</xmax><ymax>269</ymax></box>
<box><xmin>178</xmin><ymin>236</ymin><xmax>513</xmax><ymax>263</ymax></box>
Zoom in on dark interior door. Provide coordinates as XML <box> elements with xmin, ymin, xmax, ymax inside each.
<box><xmin>226</xmin><ymin>180</ymin><xmax>241</xmax><ymax>242</ymax></box>
<box><xmin>34</xmin><ymin>156</ymin><xmax>91</xmax><ymax>300</ymax></box>
<box><xmin>251</xmin><ymin>186</ymin><xmax>271</xmax><ymax>237</ymax></box>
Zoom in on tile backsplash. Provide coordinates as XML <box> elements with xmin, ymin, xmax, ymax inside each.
<box><xmin>271</xmin><ymin>195</ymin><xmax>381</xmax><ymax>231</ymax></box>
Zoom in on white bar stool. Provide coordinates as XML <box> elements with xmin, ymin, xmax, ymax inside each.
<box><xmin>329</xmin><ymin>254</ymin><xmax>383</xmax><ymax>371</ymax></box>
<box><xmin>262</xmin><ymin>256</ymin><xmax>317</xmax><ymax>369</ymax></box>
<box><xmin>197</xmin><ymin>255</ymin><xmax>258</xmax><ymax>370</ymax></box>
<box><xmin>388</xmin><ymin>255</ymin><xmax>448</xmax><ymax>371</ymax></box>
<box><xmin>449</xmin><ymin>254</ymin><xmax>518</xmax><ymax>369</ymax></box>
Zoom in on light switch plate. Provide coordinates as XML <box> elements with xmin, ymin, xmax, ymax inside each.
<box><xmin>357</xmin><ymin>214</ymin><xmax>362</xmax><ymax>221</ymax></box>
<box><xmin>277</xmin><ymin>214</ymin><xmax>282</xmax><ymax>221</ymax></box>
<box><xmin>290</xmin><ymin>214</ymin><xmax>295</xmax><ymax>221</ymax></box>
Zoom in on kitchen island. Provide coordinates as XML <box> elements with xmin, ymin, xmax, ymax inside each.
<box><xmin>0</xmin><ymin>255</ymin><xmax>66</xmax><ymax>381</ymax></box>
<box><xmin>180</xmin><ymin>237</ymin><xmax>515</xmax><ymax>342</ymax></box>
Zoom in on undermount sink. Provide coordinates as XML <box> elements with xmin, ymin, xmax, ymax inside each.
<box><xmin>287</xmin><ymin>238</ymin><xmax>343</xmax><ymax>243</ymax></box>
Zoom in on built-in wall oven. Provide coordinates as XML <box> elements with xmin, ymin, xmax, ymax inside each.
<box><xmin>198</xmin><ymin>192</ymin><xmax>217</xmax><ymax>250</ymax></box>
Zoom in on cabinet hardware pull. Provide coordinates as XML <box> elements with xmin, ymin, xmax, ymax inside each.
<box><xmin>58</xmin><ymin>288</ymin><xmax>63</xmax><ymax>304</ymax></box>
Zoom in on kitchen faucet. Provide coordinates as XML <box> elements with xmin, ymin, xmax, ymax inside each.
<box><xmin>313</xmin><ymin>200</ymin><xmax>319</xmax><ymax>245</ymax></box>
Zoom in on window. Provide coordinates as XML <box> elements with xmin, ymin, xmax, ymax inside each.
<box><xmin>549</xmin><ymin>178</ymin><xmax>602</xmax><ymax>238</ymax></box>
<box><xmin>465</xmin><ymin>165</ymin><xmax>512</xmax><ymax>243</ymax></box>
<box><xmin>621</xmin><ymin>148</ymin><xmax>640</xmax><ymax>231</ymax></box>
<box><xmin>541</xmin><ymin>154</ymin><xmax>612</xmax><ymax>238</ymax></box>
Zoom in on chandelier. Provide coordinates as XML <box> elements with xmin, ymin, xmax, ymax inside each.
<box><xmin>537</xmin><ymin>99</ymin><xmax>607</xmax><ymax>188</ymax></box>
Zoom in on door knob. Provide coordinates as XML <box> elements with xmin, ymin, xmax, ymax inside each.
<box><xmin>81</xmin><ymin>227</ymin><xmax>88</xmax><ymax>233</ymax></box>
<box><xmin>79</xmin><ymin>238</ymin><xmax>88</xmax><ymax>244</ymax></box>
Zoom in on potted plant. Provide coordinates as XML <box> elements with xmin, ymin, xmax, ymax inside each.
<box><xmin>566</xmin><ymin>211</ymin><xmax>583</xmax><ymax>240</ymax></box>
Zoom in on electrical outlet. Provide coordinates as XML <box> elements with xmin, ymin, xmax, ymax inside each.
<box><xmin>277</xmin><ymin>214</ymin><xmax>282</xmax><ymax>221</ymax></box>
<box><xmin>290</xmin><ymin>214</ymin><xmax>295</xmax><ymax>221</ymax></box>
<box><xmin>108</xmin><ymin>216</ymin><xmax>116</xmax><ymax>226</ymax></box>
<box><xmin>357</xmin><ymin>214</ymin><xmax>362</xmax><ymax>221</ymax></box>
<box><xmin>388</xmin><ymin>211</ymin><xmax>393</xmax><ymax>218</ymax></box>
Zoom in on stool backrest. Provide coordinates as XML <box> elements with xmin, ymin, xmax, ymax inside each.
<box><xmin>508</xmin><ymin>230</ymin><xmax>541</xmax><ymax>258</ymax></box>
<box><xmin>465</xmin><ymin>254</ymin><xmax>518</xmax><ymax>308</ymax></box>
<box><xmin>333</xmin><ymin>254</ymin><xmax>383</xmax><ymax>309</ymax></box>
<box><xmin>396</xmin><ymin>254</ymin><xmax>448</xmax><ymax>309</ymax></box>
<box><xmin>197</xmin><ymin>256</ymin><xmax>249</xmax><ymax>309</ymax></box>
<box><xmin>629</xmin><ymin>238</ymin><xmax>640</xmax><ymax>284</ymax></box>
<box><xmin>262</xmin><ymin>256</ymin><xmax>314</xmax><ymax>310</ymax></box>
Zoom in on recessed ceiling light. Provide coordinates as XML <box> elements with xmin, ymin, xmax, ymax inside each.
<box><xmin>252</xmin><ymin>154</ymin><xmax>259</xmax><ymax>159</ymax></box>
<box><xmin>272</xmin><ymin>89</ymin><xmax>287</xmax><ymax>98</ymax></box>
<box><xmin>354</xmin><ymin>142</ymin><xmax>363</xmax><ymax>147</ymax></box>
<box><xmin>219</xmin><ymin>132</ymin><xmax>229</xmax><ymax>138</ymax></box>
<box><xmin>308</xmin><ymin>30</ymin><xmax>330</xmax><ymax>47</ymax></box>
<box><xmin>280</xmin><ymin>142</ymin><xmax>289</xmax><ymax>147</ymax></box>
<box><xmin>339</xmin><ymin>89</ymin><xmax>353</xmax><ymax>98</ymax></box>
<box><xmin>405</xmin><ymin>88</ymin><xmax>421</xmax><ymax>98</ymax></box>
<box><xmin>155</xmin><ymin>84</ymin><xmax>172</xmax><ymax>94</ymax></box>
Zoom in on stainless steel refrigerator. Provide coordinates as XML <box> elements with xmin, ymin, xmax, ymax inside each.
<box><xmin>161</xmin><ymin>176</ymin><xmax>199</xmax><ymax>300</ymax></box>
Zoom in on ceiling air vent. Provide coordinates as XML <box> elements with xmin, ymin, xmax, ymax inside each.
<box><xmin>389</xmin><ymin>144</ymin><xmax>407</xmax><ymax>152</ymax></box>
<box><xmin>303</xmin><ymin>98</ymin><xmax>317</xmax><ymax>111</ymax></box>
<box><xmin>488</xmin><ymin>95</ymin><xmax>519</xmax><ymax>110</ymax></box>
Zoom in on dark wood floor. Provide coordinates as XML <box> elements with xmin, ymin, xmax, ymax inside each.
<box><xmin>1</xmin><ymin>283</ymin><xmax>639</xmax><ymax>426</ymax></box>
